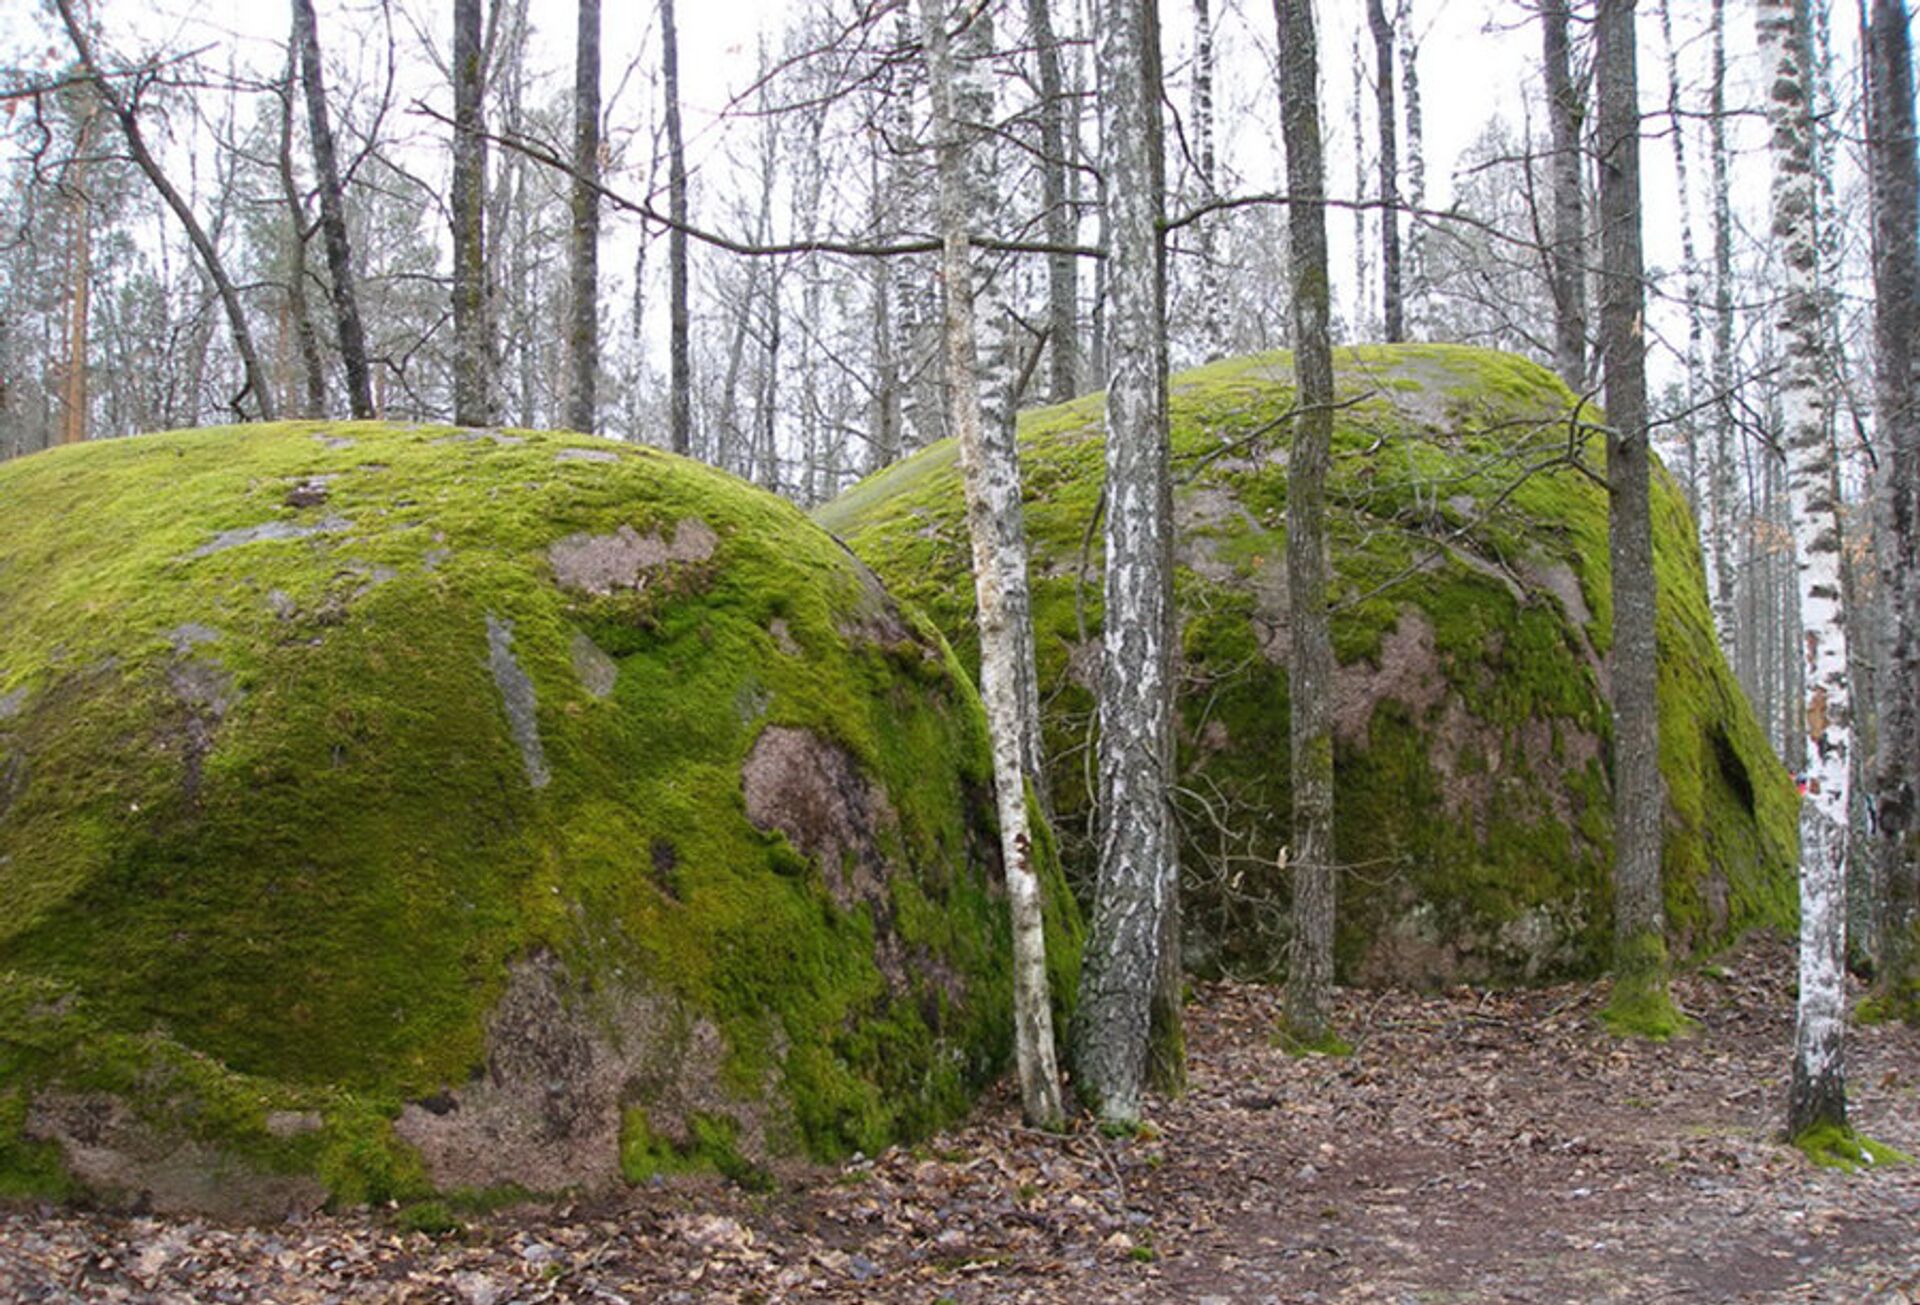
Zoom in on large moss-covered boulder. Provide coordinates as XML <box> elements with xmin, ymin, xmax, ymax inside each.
<box><xmin>819</xmin><ymin>344</ymin><xmax>1795</xmax><ymax>985</ymax></box>
<box><xmin>0</xmin><ymin>421</ymin><xmax>1077</xmax><ymax>1214</ymax></box>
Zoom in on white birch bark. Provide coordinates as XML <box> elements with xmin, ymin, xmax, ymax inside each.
<box><xmin>919</xmin><ymin>0</ymin><xmax>1065</xmax><ymax>1131</ymax></box>
<box><xmin>1074</xmin><ymin>0</ymin><xmax>1177</xmax><ymax>1127</ymax></box>
<box><xmin>1759</xmin><ymin>0</ymin><xmax>1851</xmax><ymax>1135</ymax></box>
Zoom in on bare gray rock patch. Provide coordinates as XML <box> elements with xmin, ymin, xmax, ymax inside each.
<box><xmin>26</xmin><ymin>1092</ymin><xmax>326</xmax><ymax>1220</ymax></box>
<box><xmin>194</xmin><ymin>515</ymin><xmax>350</xmax><ymax>558</ymax></box>
<box><xmin>486</xmin><ymin>614</ymin><xmax>550</xmax><ymax>789</ymax></box>
<box><xmin>547</xmin><ymin>519</ymin><xmax>718</xmax><ymax>596</ymax></box>
<box><xmin>570</xmin><ymin>632</ymin><xmax>618</xmax><ymax>699</ymax></box>
<box><xmin>556</xmin><ymin>447</ymin><xmax>620</xmax><ymax>464</ymax></box>
<box><xmin>394</xmin><ymin>951</ymin><xmax>758</xmax><ymax>1193</ymax></box>
<box><xmin>0</xmin><ymin>686</ymin><xmax>27</xmax><ymax>721</ymax></box>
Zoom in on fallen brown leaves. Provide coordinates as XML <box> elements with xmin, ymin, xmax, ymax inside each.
<box><xmin>4</xmin><ymin>934</ymin><xmax>1918</xmax><ymax>1303</ymax></box>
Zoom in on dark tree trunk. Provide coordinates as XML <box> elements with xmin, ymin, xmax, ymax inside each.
<box><xmin>293</xmin><ymin>0</ymin><xmax>373</xmax><ymax>419</ymax></box>
<box><xmin>1595</xmin><ymin>0</ymin><xmax>1673</xmax><ymax>1034</ymax></box>
<box><xmin>1867</xmin><ymin>0</ymin><xmax>1920</xmax><ymax>1021</ymax></box>
<box><xmin>1366</xmin><ymin>0</ymin><xmax>1403</xmax><ymax>343</ymax></box>
<box><xmin>451</xmin><ymin>0</ymin><xmax>492</xmax><ymax>426</ymax></box>
<box><xmin>566</xmin><ymin>0</ymin><xmax>601</xmax><ymax>433</ymax></box>
<box><xmin>1274</xmin><ymin>0</ymin><xmax>1338</xmax><ymax>1049</ymax></box>
<box><xmin>1542</xmin><ymin>0</ymin><xmax>1587</xmax><ymax>390</ymax></box>
<box><xmin>1028</xmin><ymin>0</ymin><xmax>1079</xmax><ymax>402</ymax></box>
<box><xmin>275</xmin><ymin>38</ymin><xmax>329</xmax><ymax>418</ymax></box>
<box><xmin>662</xmin><ymin>0</ymin><xmax>691</xmax><ymax>456</ymax></box>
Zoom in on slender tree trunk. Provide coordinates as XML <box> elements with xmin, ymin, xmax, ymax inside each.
<box><xmin>1708</xmin><ymin>0</ymin><xmax>1739</xmax><ymax>656</ymax></box>
<box><xmin>61</xmin><ymin>104</ymin><xmax>98</xmax><ymax>446</ymax></box>
<box><xmin>1595</xmin><ymin>0</ymin><xmax>1674</xmax><ymax>1034</ymax></box>
<box><xmin>57</xmin><ymin>0</ymin><xmax>276</xmax><ymax>422</ymax></box>
<box><xmin>1190</xmin><ymin>0</ymin><xmax>1226</xmax><ymax>362</ymax></box>
<box><xmin>1074</xmin><ymin>0</ymin><xmax>1178</xmax><ymax>1128</ymax></box>
<box><xmin>1761</xmin><ymin>0</ymin><xmax>1852</xmax><ymax>1134</ymax></box>
<box><xmin>1867</xmin><ymin>0</ymin><xmax>1920</xmax><ymax>1022</ymax></box>
<box><xmin>661</xmin><ymin>0</ymin><xmax>692</xmax><ymax>456</ymax></box>
<box><xmin>293</xmin><ymin>0</ymin><xmax>373</xmax><ymax>419</ymax></box>
<box><xmin>1028</xmin><ymin>0</ymin><xmax>1080</xmax><ymax>400</ymax></box>
<box><xmin>1274</xmin><ymin>0</ymin><xmax>1338</xmax><ymax>1049</ymax></box>
<box><xmin>1542</xmin><ymin>0</ymin><xmax>1587</xmax><ymax>390</ymax></box>
<box><xmin>1397</xmin><ymin>0</ymin><xmax>1425</xmax><ymax>338</ymax></box>
<box><xmin>275</xmin><ymin>39</ymin><xmax>329</xmax><ymax>418</ymax></box>
<box><xmin>451</xmin><ymin>0</ymin><xmax>492</xmax><ymax>426</ymax></box>
<box><xmin>1656</xmin><ymin>0</ymin><xmax>1706</xmax><ymax>505</ymax></box>
<box><xmin>920</xmin><ymin>0</ymin><xmax>1066</xmax><ymax>1130</ymax></box>
<box><xmin>1366</xmin><ymin>0</ymin><xmax>1402</xmax><ymax>343</ymax></box>
<box><xmin>566</xmin><ymin>0</ymin><xmax>602</xmax><ymax>433</ymax></box>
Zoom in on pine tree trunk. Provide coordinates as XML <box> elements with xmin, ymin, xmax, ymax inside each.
<box><xmin>1074</xmin><ymin>0</ymin><xmax>1178</xmax><ymax>1128</ymax></box>
<box><xmin>1542</xmin><ymin>0</ymin><xmax>1587</xmax><ymax>390</ymax></box>
<box><xmin>566</xmin><ymin>0</ymin><xmax>601</xmax><ymax>433</ymax></box>
<box><xmin>1760</xmin><ymin>0</ymin><xmax>1852</xmax><ymax>1133</ymax></box>
<box><xmin>661</xmin><ymin>0</ymin><xmax>692</xmax><ymax>456</ymax></box>
<box><xmin>1866</xmin><ymin>0</ymin><xmax>1920</xmax><ymax>1021</ymax></box>
<box><xmin>61</xmin><ymin>105</ymin><xmax>97</xmax><ymax>446</ymax></box>
<box><xmin>451</xmin><ymin>0</ymin><xmax>491</xmax><ymax>426</ymax></box>
<box><xmin>1274</xmin><ymin>0</ymin><xmax>1338</xmax><ymax>1049</ymax></box>
<box><xmin>1595</xmin><ymin>0</ymin><xmax>1674</xmax><ymax>1034</ymax></box>
<box><xmin>293</xmin><ymin>0</ymin><xmax>373</xmax><ymax>419</ymax></box>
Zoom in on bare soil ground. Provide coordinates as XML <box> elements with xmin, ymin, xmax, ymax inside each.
<box><xmin>4</xmin><ymin>934</ymin><xmax>1917</xmax><ymax>1303</ymax></box>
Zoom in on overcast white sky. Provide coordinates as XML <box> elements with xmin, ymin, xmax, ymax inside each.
<box><xmin>2</xmin><ymin>0</ymin><xmax>1812</xmax><ymax>392</ymax></box>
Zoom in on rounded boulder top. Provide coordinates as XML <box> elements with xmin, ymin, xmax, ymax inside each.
<box><xmin>0</xmin><ymin>421</ymin><xmax>1077</xmax><ymax>1215</ymax></box>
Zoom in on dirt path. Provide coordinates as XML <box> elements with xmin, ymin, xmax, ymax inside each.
<box><xmin>3</xmin><ymin>935</ymin><xmax>1916</xmax><ymax>1303</ymax></box>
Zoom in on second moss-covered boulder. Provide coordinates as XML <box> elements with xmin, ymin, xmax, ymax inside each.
<box><xmin>0</xmin><ymin>421</ymin><xmax>1077</xmax><ymax>1214</ymax></box>
<box><xmin>819</xmin><ymin>344</ymin><xmax>1795</xmax><ymax>986</ymax></box>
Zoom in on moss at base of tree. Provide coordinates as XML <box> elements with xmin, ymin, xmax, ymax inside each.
<box><xmin>1791</xmin><ymin>1122</ymin><xmax>1910</xmax><ymax>1171</ymax></box>
<box><xmin>1273</xmin><ymin>1027</ymin><xmax>1354</xmax><ymax>1058</ymax></box>
<box><xmin>1599</xmin><ymin>932</ymin><xmax>1694</xmax><ymax>1040</ymax></box>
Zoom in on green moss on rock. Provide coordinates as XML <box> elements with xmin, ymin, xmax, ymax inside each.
<box><xmin>0</xmin><ymin>421</ymin><xmax>1080</xmax><ymax>1212</ymax></box>
<box><xmin>818</xmin><ymin>344</ymin><xmax>1794</xmax><ymax>986</ymax></box>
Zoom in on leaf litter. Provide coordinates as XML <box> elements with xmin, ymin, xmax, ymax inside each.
<box><xmin>2</xmin><ymin>934</ymin><xmax>1916</xmax><ymax>1302</ymax></box>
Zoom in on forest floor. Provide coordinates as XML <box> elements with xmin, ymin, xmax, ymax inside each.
<box><xmin>3</xmin><ymin>933</ymin><xmax>1918</xmax><ymax>1304</ymax></box>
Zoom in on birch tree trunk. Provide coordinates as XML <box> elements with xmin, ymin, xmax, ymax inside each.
<box><xmin>1366</xmin><ymin>0</ymin><xmax>1403</xmax><ymax>343</ymax></box>
<box><xmin>919</xmin><ymin>0</ymin><xmax>1065</xmax><ymax>1130</ymax></box>
<box><xmin>451</xmin><ymin>0</ymin><xmax>492</xmax><ymax>427</ymax></box>
<box><xmin>1542</xmin><ymin>0</ymin><xmax>1587</xmax><ymax>390</ymax></box>
<box><xmin>1760</xmin><ymin>0</ymin><xmax>1851</xmax><ymax>1135</ymax></box>
<box><xmin>1074</xmin><ymin>0</ymin><xmax>1178</xmax><ymax>1128</ymax></box>
<box><xmin>1594</xmin><ymin>0</ymin><xmax>1675</xmax><ymax>1036</ymax></box>
<box><xmin>1396</xmin><ymin>0</ymin><xmax>1425</xmax><ymax>338</ymax></box>
<box><xmin>293</xmin><ymin>0</ymin><xmax>373</xmax><ymax>419</ymax></box>
<box><xmin>1190</xmin><ymin>0</ymin><xmax>1227</xmax><ymax>362</ymax></box>
<box><xmin>662</xmin><ymin>0</ymin><xmax>692</xmax><ymax>457</ymax></box>
<box><xmin>566</xmin><ymin>0</ymin><xmax>601</xmax><ymax>434</ymax></box>
<box><xmin>1867</xmin><ymin>0</ymin><xmax>1920</xmax><ymax>1023</ymax></box>
<box><xmin>1655</xmin><ymin>0</ymin><xmax>1706</xmax><ymax>506</ymax></box>
<box><xmin>1274</xmin><ymin>0</ymin><xmax>1339</xmax><ymax>1050</ymax></box>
